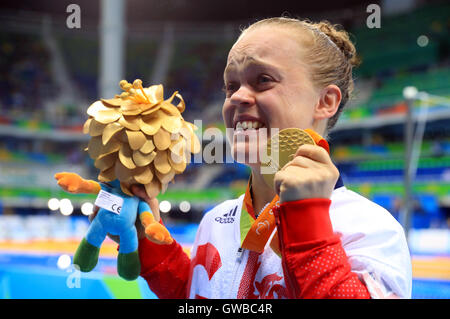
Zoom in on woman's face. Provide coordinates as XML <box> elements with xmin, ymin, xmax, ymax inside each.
<box><xmin>222</xmin><ymin>26</ymin><xmax>321</xmax><ymax>167</ymax></box>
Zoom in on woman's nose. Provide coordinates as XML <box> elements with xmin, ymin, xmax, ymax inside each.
<box><xmin>230</xmin><ymin>86</ymin><xmax>255</xmax><ymax>107</ymax></box>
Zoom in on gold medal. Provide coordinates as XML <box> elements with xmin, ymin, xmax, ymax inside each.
<box><xmin>261</xmin><ymin>128</ymin><xmax>316</xmax><ymax>188</ymax></box>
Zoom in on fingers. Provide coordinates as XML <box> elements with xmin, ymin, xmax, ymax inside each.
<box><xmin>55</xmin><ymin>172</ymin><xmax>83</xmax><ymax>193</ymax></box>
<box><xmin>293</xmin><ymin>144</ymin><xmax>332</xmax><ymax>165</ymax></box>
<box><xmin>54</xmin><ymin>172</ymin><xmax>77</xmax><ymax>181</ymax></box>
<box><xmin>148</xmin><ymin>197</ymin><xmax>161</xmax><ymax>222</ymax></box>
<box><xmin>57</xmin><ymin>180</ymin><xmax>77</xmax><ymax>193</ymax></box>
<box><xmin>273</xmin><ymin>167</ymin><xmax>305</xmax><ymax>194</ymax></box>
<box><xmin>280</xmin><ymin>153</ymin><xmax>317</xmax><ymax>171</ymax></box>
<box><xmin>273</xmin><ymin>143</ymin><xmax>339</xmax><ymax>202</ymax></box>
<box><xmin>54</xmin><ymin>172</ymin><xmax>64</xmax><ymax>180</ymax></box>
<box><xmin>56</xmin><ymin>179</ymin><xmax>72</xmax><ymax>192</ymax></box>
<box><xmin>144</xmin><ymin>223</ymin><xmax>173</xmax><ymax>245</ymax></box>
<box><xmin>55</xmin><ymin>173</ymin><xmax>68</xmax><ymax>186</ymax></box>
<box><xmin>54</xmin><ymin>172</ymin><xmax>73</xmax><ymax>180</ymax></box>
<box><xmin>279</xmin><ymin>144</ymin><xmax>332</xmax><ymax>171</ymax></box>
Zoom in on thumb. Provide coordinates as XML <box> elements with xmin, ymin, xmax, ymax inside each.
<box><xmin>131</xmin><ymin>184</ymin><xmax>161</xmax><ymax>222</ymax></box>
<box><xmin>147</xmin><ymin>197</ymin><xmax>161</xmax><ymax>222</ymax></box>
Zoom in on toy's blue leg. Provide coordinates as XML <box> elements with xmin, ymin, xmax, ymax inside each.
<box><xmin>85</xmin><ymin>213</ymin><xmax>107</xmax><ymax>248</ymax></box>
<box><xmin>117</xmin><ymin>218</ymin><xmax>140</xmax><ymax>281</ymax></box>
<box><xmin>73</xmin><ymin>214</ymin><xmax>107</xmax><ymax>272</ymax></box>
<box><xmin>118</xmin><ymin>225</ymin><xmax>138</xmax><ymax>254</ymax></box>
<box><xmin>116</xmin><ymin>196</ymin><xmax>140</xmax><ymax>280</ymax></box>
<box><xmin>119</xmin><ymin>196</ymin><xmax>139</xmax><ymax>229</ymax></box>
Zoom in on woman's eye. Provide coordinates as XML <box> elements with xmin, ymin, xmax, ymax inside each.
<box><xmin>224</xmin><ymin>83</ymin><xmax>238</xmax><ymax>95</ymax></box>
<box><xmin>257</xmin><ymin>74</ymin><xmax>273</xmax><ymax>84</ymax></box>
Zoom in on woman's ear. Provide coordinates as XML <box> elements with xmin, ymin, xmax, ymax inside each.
<box><xmin>313</xmin><ymin>84</ymin><xmax>342</xmax><ymax>120</ymax></box>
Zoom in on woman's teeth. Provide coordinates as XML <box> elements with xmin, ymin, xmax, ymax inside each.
<box><xmin>235</xmin><ymin>121</ymin><xmax>266</xmax><ymax>131</ymax></box>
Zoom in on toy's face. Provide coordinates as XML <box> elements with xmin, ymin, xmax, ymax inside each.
<box><xmin>84</xmin><ymin>80</ymin><xmax>201</xmax><ymax>199</ymax></box>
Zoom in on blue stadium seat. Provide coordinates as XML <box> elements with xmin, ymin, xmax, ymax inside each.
<box><xmin>372</xmin><ymin>194</ymin><xmax>394</xmax><ymax>212</ymax></box>
<box><xmin>417</xmin><ymin>194</ymin><xmax>440</xmax><ymax>215</ymax></box>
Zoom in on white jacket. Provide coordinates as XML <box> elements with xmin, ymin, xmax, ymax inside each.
<box><xmin>188</xmin><ymin>185</ymin><xmax>412</xmax><ymax>299</ymax></box>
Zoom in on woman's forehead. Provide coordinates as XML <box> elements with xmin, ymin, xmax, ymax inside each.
<box><xmin>225</xmin><ymin>27</ymin><xmax>306</xmax><ymax>73</ymax></box>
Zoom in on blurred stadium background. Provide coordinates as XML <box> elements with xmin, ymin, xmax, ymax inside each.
<box><xmin>0</xmin><ymin>0</ymin><xmax>449</xmax><ymax>299</ymax></box>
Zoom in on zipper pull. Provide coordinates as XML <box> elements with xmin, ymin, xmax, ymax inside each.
<box><xmin>236</xmin><ymin>247</ymin><xmax>244</xmax><ymax>262</ymax></box>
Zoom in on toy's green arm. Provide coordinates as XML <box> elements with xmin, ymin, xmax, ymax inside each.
<box><xmin>55</xmin><ymin>172</ymin><xmax>101</xmax><ymax>194</ymax></box>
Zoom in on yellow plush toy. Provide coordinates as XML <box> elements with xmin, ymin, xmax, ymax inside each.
<box><xmin>55</xmin><ymin>79</ymin><xmax>200</xmax><ymax>280</ymax></box>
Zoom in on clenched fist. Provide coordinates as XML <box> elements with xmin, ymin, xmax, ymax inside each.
<box><xmin>273</xmin><ymin>144</ymin><xmax>339</xmax><ymax>203</ymax></box>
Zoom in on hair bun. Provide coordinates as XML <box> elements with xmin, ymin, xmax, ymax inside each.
<box><xmin>314</xmin><ymin>21</ymin><xmax>360</xmax><ymax>67</ymax></box>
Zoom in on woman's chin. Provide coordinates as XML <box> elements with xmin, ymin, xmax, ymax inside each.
<box><xmin>231</xmin><ymin>142</ymin><xmax>263</xmax><ymax>167</ymax></box>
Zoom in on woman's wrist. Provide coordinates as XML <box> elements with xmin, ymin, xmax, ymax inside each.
<box><xmin>276</xmin><ymin>198</ymin><xmax>333</xmax><ymax>244</ymax></box>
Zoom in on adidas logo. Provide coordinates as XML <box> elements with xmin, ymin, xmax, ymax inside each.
<box><xmin>215</xmin><ymin>205</ymin><xmax>238</xmax><ymax>224</ymax></box>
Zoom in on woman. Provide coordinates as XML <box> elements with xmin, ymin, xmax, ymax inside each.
<box><xmin>132</xmin><ymin>17</ymin><xmax>412</xmax><ymax>299</ymax></box>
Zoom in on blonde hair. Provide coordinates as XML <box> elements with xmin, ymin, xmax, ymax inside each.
<box><xmin>239</xmin><ymin>17</ymin><xmax>360</xmax><ymax>130</ymax></box>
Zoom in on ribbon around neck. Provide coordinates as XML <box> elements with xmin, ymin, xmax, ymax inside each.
<box><xmin>239</xmin><ymin>129</ymin><xmax>330</xmax><ymax>256</ymax></box>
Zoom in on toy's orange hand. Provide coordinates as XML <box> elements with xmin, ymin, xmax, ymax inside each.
<box><xmin>54</xmin><ymin>172</ymin><xmax>101</xmax><ymax>194</ymax></box>
<box><xmin>140</xmin><ymin>211</ymin><xmax>173</xmax><ymax>245</ymax></box>
<box><xmin>55</xmin><ymin>172</ymin><xmax>83</xmax><ymax>193</ymax></box>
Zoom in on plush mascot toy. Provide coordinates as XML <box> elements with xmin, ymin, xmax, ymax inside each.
<box><xmin>55</xmin><ymin>79</ymin><xmax>200</xmax><ymax>280</ymax></box>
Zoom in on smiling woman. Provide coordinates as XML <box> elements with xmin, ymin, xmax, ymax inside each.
<box><xmin>221</xmin><ymin>19</ymin><xmax>355</xmax><ymax>212</ymax></box>
<box><xmin>223</xmin><ymin>18</ymin><xmax>359</xmax><ymax>140</ymax></box>
<box><xmin>136</xmin><ymin>17</ymin><xmax>412</xmax><ymax>299</ymax></box>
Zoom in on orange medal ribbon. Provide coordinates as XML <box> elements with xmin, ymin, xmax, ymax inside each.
<box><xmin>240</xmin><ymin>185</ymin><xmax>280</xmax><ymax>253</ymax></box>
<box><xmin>239</xmin><ymin>129</ymin><xmax>329</xmax><ymax>256</ymax></box>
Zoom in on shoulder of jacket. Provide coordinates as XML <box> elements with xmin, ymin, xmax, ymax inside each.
<box><xmin>330</xmin><ymin>187</ymin><xmax>411</xmax><ymax>298</ymax></box>
<box><xmin>330</xmin><ymin>186</ymin><xmax>405</xmax><ymax>235</ymax></box>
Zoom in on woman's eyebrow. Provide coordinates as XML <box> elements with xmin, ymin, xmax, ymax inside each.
<box><xmin>223</xmin><ymin>64</ymin><xmax>236</xmax><ymax>80</ymax></box>
<box><xmin>224</xmin><ymin>58</ymin><xmax>281</xmax><ymax>80</ymax></box>
<box><xmin>246</xmin><ymin>59</ymin><xmax>280</xmax><ymax>73</ymax></box>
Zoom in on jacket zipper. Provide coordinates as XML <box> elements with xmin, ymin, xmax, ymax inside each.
<box><xmin>229</xmin><ymin>247</ymin><xmax>244</xmax><ymax>298</ymax></box>
<box><xmin>228</xmin><ymin>203</ymin><xmax>268</xmax><ymax>298</ymax></box>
